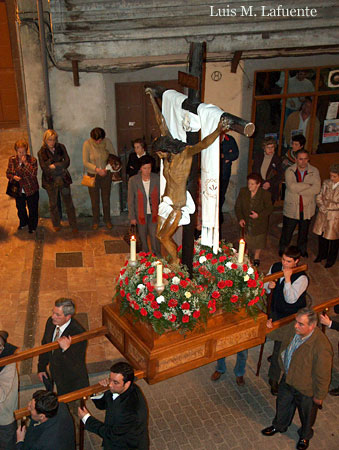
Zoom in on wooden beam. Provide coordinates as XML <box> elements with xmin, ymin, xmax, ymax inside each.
<box><xmin>263</xmin><ymin>265</ymin><xmax>307</xmax><ymax>284</ymax></box>
<box><xmin>72</xmin><ymin>60</ymin><xmax>80</xmax><ymax>86</ymax></box>
<box><xmin>14</xmin><ymin>368</ymin><xmax>146</xmax><ymax>420</ymax></box>
<box><xmin>230</xmin><ymin>51</ymin><xmax>242</xmax><ymax>73</ymax></box>
<box><xmin>178</xmin><ymin>71</ymin><xmax>199</xmax><ymax>91</ymax></box>
<box><xmin>0</xmin><ymin>326</ymin><xmax>108</xmax><ymax>367</ymax></box>
<box><xmin>267</xmin><ymin>297</ymin><xmax>339</xmax><ymax>333</ymax></box>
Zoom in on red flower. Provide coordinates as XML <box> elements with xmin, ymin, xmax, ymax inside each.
<box><xmin>206</xmin><ymin>253</ymin><xmax>213</xmax><ymax>260</ymax></box>
<box><xmin>151</xmin><ymin>300</ymin><xmax>159</xmax><ymax>309</ymax></box>
<box><xmin>247</xmin><ymin>279</ymin><xmax>257</xmax><ymax>288</ymax></box>
<box><xmin>198</xmin><ymin>267</ymin><xmax>206</xmax><ymax>275</ymax></box>
<box><xmin>193</xmin><ymin>310</ymin><xmax>200</xmax><ymax>319</ymax></box>
<box><xmin>136</xmin><ymin>288</ymin><xmax>140</xmax><ymax>295</ymax></box>
<box><xmin>142</xmin><ymin>275</ymin><xmax>148</xmax><ymax>283</ymax></box>
<box><xmin>148</xmin><ymin>267</ymin><xmax>155</xmax><ymax>275</ymax></box>
<box><xmin>211</xmin><ymin>291</ymin><xmax>220</xmax><ymax>299</ymax></box>
<box><xmin>182</xmin><ymin>315</ymin><xmax>189</xmax><ymax>323</ymax></box>
<box><xmin>120</xmin><ymin>268</ymin><xmax>126</xmax><ymax>276</ymax></box>
<box><xmin>211</xmin><ymin>258</ymin><xmax>218</xmax><ymax>264</ymax></box>
<box><xmin>199</xmin><ymin>250</ymin><xmax>206</xmax><ymax>256</ymax></box>
<box><xmin>120</xmin><ymin>289</ymin><xmax>125</xmax><ymax>297</ymax></box>
<box><xmin>145</xmin><ymin>261</ymin><xmax>151</xmax><ymax>267</ymax></box>
<box><xmin>124</xmin><ymin>277</ymin><xmax>129</xmax><ymax>285</ymax></box>
<box><xmin>254</xmin><ymin>270</ymin><xmax>259</xmax><ymax>280</ymax></box>
<box><xmin>170</xmin><ymin>284</ymin><xmax>179</xmax><ymax>292</ymax></box>
<box><xmin>177</xmin><ymin>245</ymin><xmax>182</xmax><ymax>251</ymax></box>
<box><xmin>197</xmin><ymin>285</ymin><xmax>204</xmax><ymax>292</ymax></box>
<box><xmin>140</xmin><ymin>308</ymin><xmax>147</xmax><ymax>316</ymax></box>
<box><xmin>119</xmin><ymin>280</ymin><xmax>123</xmax><ymax>287</ymax></box>
<box><xmin>219</xmin><ymin>255</ymin><xmax>227</xmax><ymax>262</ymax></box>
<box><xmin>193</xmin><ymin>248</ymin><xmax>196</xmax><ymax>254</ymax></box>
<box><xmin>140</xmin><ymin>258</ymin><xmax>147</xmax><ymax>264</ymax></box>
<box><xmin>217</xmin><ymin>280</ymin><xmax>226</xmax><ymax>289</ymax></box>
<box><xmin>193</xmin><ymin>261</ymin><xmax>200</xmax><ymax>267</ymax></box>
<box><xmin>225</xmin><ymin>280</ymin><xmax>233</xmax><ymax>287</ymax></box>
<box><xmin>217</xmin><ymin>265</ymin><xmax>225</xmax><ymax>273</ymax></box>
<box><xmin>139</xmin><ymin>252</ymin><xmax>146</xmax><ymax>257</ymax></box>
<box><xmin>248</xmin><ymin>296</ymin><xmax>259</xmax><ymax>306</ymax></box>
<box><xmin>133</xmin><ymin>302</ymin><xmax>140</xmax><ymax>311</ymax></box>
<box><xmin>259</xmin><ymin>280</ymin><xmax>264</xmax><ymax>288</ymax></box>
<box><xmin>178</xmin><ymin>272</ymin><xmax>184</xmax><ymax>277</ymax></box>
<box><xmin>153</xmin><ymin>310</ymin><xmax>163</xmax><ymax>319</ymax></box>
<box><xmin>145</xmin><ymin>293</ymin><xmax>155</xmax><ymax>302</ymax></box>
<box><xmin>126</xmin><ymin>293</ymin><xmax>131</xmax><ymax>301</ymax></box>
<box><xmin>146</xmin><ymin>282</ymin><xmax>154</xmax><ymax>292</ymax></box>
<box><xmin>163</xmin><ymin>273</ymin><xmax>169</xmax><ymax>279</ymax></box>
<box><xmin>169</xmin><ymin>272</ymin><xmax>175</xmax><ymax>278</ymax></box>
<box><xmin>180</xmin><ymin>280</ymin><xmax>188</xmax><ymax>288</ymax></box>
<box><xmin>169</xmin><ymin>314</ymin><xmax>177</xmax><ymax>322</ymax></box>
<box><xmin>208</xmin><ymin>299</ymin><xmax>216</xmax><ymax>314</ymax></box>
<box><xmin>181</xmin><ymin>302</ymin><xmax>190</xmax><ymax>310</ymax></box>
<box><xmin>242</xmin><ymin>264</ymin><xmax>248</xmax><ymax>272</ymax></box>
<box><xmin>230</xmin><ymin>295</ymin><xmax>238</xmax><ymax>303</ymax></box>
<box><xmin>231</xmin><ymin>263</ymin><xmax>238</xmax><ymax>269</ymax></box>
<box><xmin>168</xmin><ymin>298</ymin><xmax>178</xmax><ymax>307</ymax></box>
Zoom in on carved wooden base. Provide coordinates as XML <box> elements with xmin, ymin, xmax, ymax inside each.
<box><xmin>102</xmin><ymin>301</ymin><xmax>266</xmax><ymax>384</ymax></box>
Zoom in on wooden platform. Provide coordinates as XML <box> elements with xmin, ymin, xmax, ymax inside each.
<box><xmin>102</xmin><ymin>301</ymin><xmax>267</xmax><ymax>384</ymax></box>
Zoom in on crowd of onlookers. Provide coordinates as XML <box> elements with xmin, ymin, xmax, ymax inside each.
<box><xmin>2</xmin><ymin>124</ymin><xmax>338</xmax><ymax>450</ymax></box>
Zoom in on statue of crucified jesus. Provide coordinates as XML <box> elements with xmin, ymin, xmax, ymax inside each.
<box><xmin>146</xmin><ymin>88</ymin><xmax>228</xmax><ymax>264</ymax></box>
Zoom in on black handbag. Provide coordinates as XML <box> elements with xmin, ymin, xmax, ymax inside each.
<box><xmin>6</xmin><ymin>180</ymin><xmax>21</xmax><ymax>198</ymax></box>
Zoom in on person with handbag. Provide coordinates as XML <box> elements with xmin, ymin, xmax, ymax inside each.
<box><xmin>82</xmin><ymin>127</ymin><xmax>117</xmax><ymax>230</ymax></box>
<box><xmin>6</xmin><ymin>139</ymin><xmax>39</xmax><ymax>233</ymax></box>
<box><xmin>38</xmin><ymin>129</ymin><xmax>78</xmax><ymax>233</ymax></box>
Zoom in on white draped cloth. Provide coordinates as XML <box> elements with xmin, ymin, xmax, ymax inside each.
<box><xmin>161</xmin><ymin>90</ymin><xmax>222</xmax><ymax>253</ymax></box>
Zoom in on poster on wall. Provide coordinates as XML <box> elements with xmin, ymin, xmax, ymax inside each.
<box><xmin>322</xmin><ymin>119</ymin><xmax>339</xmax><ymax>143</ymax></box>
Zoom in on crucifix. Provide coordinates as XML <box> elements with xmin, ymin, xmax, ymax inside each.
<box><xmin>146</xmin><ymin>42</ymin><xmax>254</xmax><ymax>274</ymax></box>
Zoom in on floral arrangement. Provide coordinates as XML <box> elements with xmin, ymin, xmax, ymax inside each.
<box><xmin>116</xmin><ymin>252</ymin><xmax>209</xmax><ymax>335</ymax></box>
<box><xmin>188</xmin><ymin>239</ymin><xmax>266</xmax><ymax>317</ymax></box>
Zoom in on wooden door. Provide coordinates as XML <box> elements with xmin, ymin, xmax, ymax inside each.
<box><xmin>0</xmin><ymin>1</ymin><xmax>20</xmax><ymax>128</ymax></box>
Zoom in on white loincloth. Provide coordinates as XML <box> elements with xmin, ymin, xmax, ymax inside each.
<box><xmin>158</xmin><ymin>192</ymin><xmax>195</xmax><ymax>226</ymax></box>
<box><xmin>198</xmin><ymin>103</ymin><xmax>223</xmax><ymax>254</ymax></box>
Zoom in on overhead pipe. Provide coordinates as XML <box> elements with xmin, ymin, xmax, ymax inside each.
<box><xmin>37</xmin><ymin>0</ymin><xmax>53</xmax><ymax>129</ymax></box>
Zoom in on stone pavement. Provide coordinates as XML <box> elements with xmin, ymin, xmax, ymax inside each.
<box><xmin>0</xmin><ymin>128</ymin><xmax>338</xmax><ymax>449</ymax></box>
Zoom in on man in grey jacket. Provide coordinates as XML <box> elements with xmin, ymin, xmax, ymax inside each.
<box><xmin>279</xmin><ymin>150</ymin><xmax>321</xmax><ymax>257</ymax></box>
<box><xmin>0</xmin><ymin>330</ymin><xmax>18</xmax><ymax>450</ymax></box>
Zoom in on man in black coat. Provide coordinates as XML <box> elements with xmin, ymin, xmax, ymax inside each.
<box><xmin>78</xmin><ymin>361</ymin><xmax>149</xmax><ymax>449</ymax></box>
<box><xmin>16</xmin><ymin>390</ymin><xmax>75</xmax><ymax>449</ymax></box>
<box><xmin>320</xmin><ymin>304</ymin><xmax>339</xmax><ymax>396</ymax></box>
<box><xmin>37</xmin><ymin>298</ymin><xmax>89</xmax><ymax>396</ymax></box>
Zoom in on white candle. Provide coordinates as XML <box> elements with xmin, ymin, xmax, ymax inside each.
<box><xmin>130</xmin><ymin>235</ymin><xmax>136</xmax><ymax>261</ymax></box>
<box><xmin>238</xmin><ymin>238</ymin><xmax>245</xmax><ymax>264</ymax></box>
<box><xmin>156</xmin><ymin>261</ymin><xmax>163</xmax><ymax>286</ymax></box>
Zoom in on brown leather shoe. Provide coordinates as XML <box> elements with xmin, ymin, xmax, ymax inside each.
<box><xmin>211</xmin><ymin>371</ymin><xmax>222</xmax><ymax>381</ymax></box>
<box><xmin>236</xmin><ymin>376</ymin><xmax>245</xmax><ymax>386</ymax></box>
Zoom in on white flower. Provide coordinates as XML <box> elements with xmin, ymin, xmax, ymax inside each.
<box><xmin>172</xmin><ymin>276</ymin><xmax>180</xmax><ymax>285</ymax></box>
<box><xmin>156</xmin><ymin>295</ymin><xmax>165</xmax><ymax>304</ymax></box>
<box><xmin>247</xmin><ymin>267</ymin><xmax>254</xmax><ymax>275</ymax></box>
<box><xmin>244</xmin><ymin>275</ymin><xmax>250</xmax><ymax>281</ymax></box>
<box><xmin>199</xmin><ymin>256</ymin><xmax>207</xmax><ymax>264</ymax></box>
<box><xmin>184</xmin><ymin>292</ymin><xmax>192</xmax><ymax>299</ymax></box>
<box><xmin>226</xmin><ymin>261</ymin><xmax>233</xmax><ymax>269</ymax></box>
<box><xmin>137</xmin><ymin>284</ymin><xmax>146</xmax><ymax>290</ymax></box>
<box><xmin>163</xmin><ymin>267</ymin><xmax>171</xmax><ymax>274</ymax></box>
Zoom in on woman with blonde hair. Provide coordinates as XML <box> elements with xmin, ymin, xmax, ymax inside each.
<box><xmin>38</xmin><ymin>129</ymin><xmax>78</xmax><ymax>232</ymax></box>
<box><xmin>6</xmin><ymin>139</ymin><xmax>39</xmax><ymax>233</ymax></box>
<box><xmin>313</xmin><ymin>163</ymin><xmax>339</xmax><ymax>268</ymax></box>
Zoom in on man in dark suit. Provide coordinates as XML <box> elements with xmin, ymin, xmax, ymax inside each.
<box><xmin>320</xmin><ymin>304</ymin><xmax>339</xmax><ymax>396</ymax></box>
<box><xmin>16</xmin><ymin>390</ymin><xmax>75</xmax><ymax>449</ymax></box>
<box><xmin>78</xmin><ymin>361</ymin><xmax>149</xmax><ymax>450</ymax></box>
<box><xmin>38</xmin><ymin>298</ymin><xmax>89</xmax><ymax>395</ymax></box>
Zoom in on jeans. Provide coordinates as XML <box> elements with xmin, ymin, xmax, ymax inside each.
<box><xmin>216</xmin><ymin>350</ymin><xmax>248</xmax><ymax>377</ymax></box>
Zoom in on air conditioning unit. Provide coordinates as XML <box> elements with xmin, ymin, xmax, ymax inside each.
<box><xmin>328</xmin><ymin>70</ymin><xmax>339</xmax><ymax>88</ymax></box>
